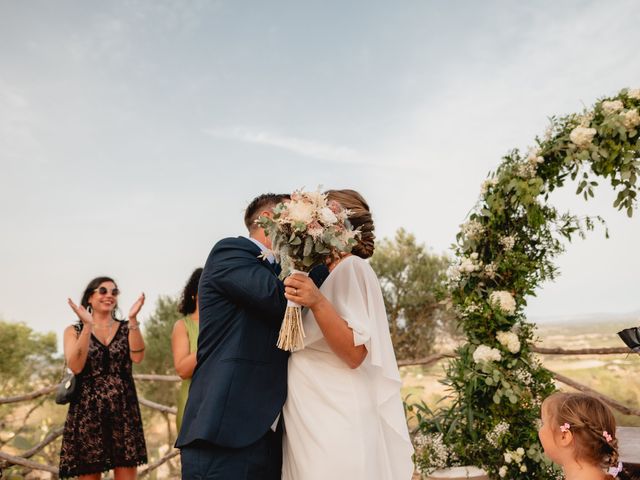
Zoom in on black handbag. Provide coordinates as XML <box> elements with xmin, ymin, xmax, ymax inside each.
<box><xmin>617</xmin><ymin>326</ymin><xmax>640</xmax><ymax>353</ymax></box>
<box><xmin>55</xmin><ymin>366</ymin><xmax>78</xmax><ymax>405</ymax></box>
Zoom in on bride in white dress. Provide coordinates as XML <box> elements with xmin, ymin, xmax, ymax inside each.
<box><xmin>282</xmin><ymin>189</ymin><xmax>414</xmax><ymax>480</ymax></box>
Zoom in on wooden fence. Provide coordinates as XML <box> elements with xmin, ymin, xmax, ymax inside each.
<box><xmin>0</xmin><ymin>345</ymin><xmax>637</xmax><ymax>478</ymax></box>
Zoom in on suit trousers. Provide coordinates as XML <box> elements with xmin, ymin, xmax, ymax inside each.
<box><xmin>180</xmin><ymin>425</ymin><xmax>283</xmax><ymax>480</ymax></box>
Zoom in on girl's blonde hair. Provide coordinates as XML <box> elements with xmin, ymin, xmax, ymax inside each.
<box><xmin>543</xmin><ymin>392</ymin><xmax>620</xmax><ymax>478</ymax></box>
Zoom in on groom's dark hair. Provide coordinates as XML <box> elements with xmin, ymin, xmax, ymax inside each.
<box><xmin>244</xmin><ymin>193</ymin><xmax>290</xmax><ymax>232</ymax></box>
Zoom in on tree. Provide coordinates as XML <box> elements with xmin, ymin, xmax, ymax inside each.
<box><xmin>135</xmin><ymin>296</ymin><xmax>182</xmax><ymax>403</ymax></box>
<box><xmin>0</xmin><ymin>319</ymin><xmax>58</xmax><ymax>393</ymax></box>
<box><xmin>369</xmin><ymin>229</ymin><xmax>453</xmax><ymax>360</ymax></box>
<box><xmin>134</xmin><ymin>295</ymin><xmax>183</xmax><ymax>452</ymax></box>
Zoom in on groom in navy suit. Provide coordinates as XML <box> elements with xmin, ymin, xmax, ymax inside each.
<box><xmin>177</xmin><ymin>193</ymin><xmax>328</xmax><ymax>479</ymax></box>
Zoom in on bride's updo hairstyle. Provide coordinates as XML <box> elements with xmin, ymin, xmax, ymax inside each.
<box><xmin>325</xmin><ymin>189</ymin><xmax>375</xmax><ymax>259</ymax></box>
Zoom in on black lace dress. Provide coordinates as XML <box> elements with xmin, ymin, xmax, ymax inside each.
<box><xmin>59</xmin><ymin>321</ymin><xmax>147</xmax><ymax>478</ymax></box>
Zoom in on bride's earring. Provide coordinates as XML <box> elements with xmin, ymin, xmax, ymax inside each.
<box><xmin>87</xmin><ymin>304</ymin><xmax>93</xmax><ymax>315</ymax></box>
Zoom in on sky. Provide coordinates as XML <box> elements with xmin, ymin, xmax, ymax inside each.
<box><xmin>1</xmin><ymin>0</ymin><xmax>639</xmax><ymax>347</ymax></box>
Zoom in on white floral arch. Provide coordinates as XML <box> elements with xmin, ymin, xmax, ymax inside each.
<box><xmin>414</xmin><ymin>88</ymin><xmax>640</xmax><ymax>479</ymax></box>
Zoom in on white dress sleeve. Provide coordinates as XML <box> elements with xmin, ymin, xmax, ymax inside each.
<box><xmin>322</xmin><ymin>256</ymin><xmax>414</xmax><ymax>460</ymax></box>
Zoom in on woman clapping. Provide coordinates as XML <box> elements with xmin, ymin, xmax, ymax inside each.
<box><xmin>59</xmin><ymin>276</ymin><xmax>148</xmax><ymax>480</ymax></box>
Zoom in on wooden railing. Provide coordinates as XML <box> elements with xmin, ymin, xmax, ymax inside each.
<box><xmin>0</xmin><ymin>345</ymin><xmax>637</xmax><ymax>477</ymax></box>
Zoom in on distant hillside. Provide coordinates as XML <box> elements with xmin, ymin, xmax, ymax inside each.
<box><xmin>531</xmin><ymin>312</ymin><xmax>639</xmax><ymax>348</ymax></box>
<box><xmin>531</xmin><ymin>310</ymin><xmax>640</xmax><ymax>327</ymax></box>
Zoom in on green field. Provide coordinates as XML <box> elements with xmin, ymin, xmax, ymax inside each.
<box><xmin>401</xmin><ymin>319</ymin><xmax>640</xmax><ymax>427</ymax></box>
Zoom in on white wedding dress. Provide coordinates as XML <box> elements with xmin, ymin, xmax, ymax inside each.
<box><xmin>282</xmin><ymin>255</ymin><xmax>414</xmax><ymax>480</ymax></box>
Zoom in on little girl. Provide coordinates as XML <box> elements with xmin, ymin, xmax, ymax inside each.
<box><xmin>539</xmin><ymin>392</ymin><xmax>630</xmax><ymax>480</ymax></box>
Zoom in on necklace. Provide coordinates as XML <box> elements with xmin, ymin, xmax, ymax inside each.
<box><xmin>94</xmin><ymin>320</ymin><xmax>114</xmax><ymax>330</ymax></box>
<box><xmin>95</xmin><ymin>320</ymin><xmax>116</xmax><ymax>345</ymax></box>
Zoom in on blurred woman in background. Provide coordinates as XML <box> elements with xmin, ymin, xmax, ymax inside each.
<box><xmin>172</xmin><ymin>267</ymin><xmax>203</xmax><ymax>433</ymax></box>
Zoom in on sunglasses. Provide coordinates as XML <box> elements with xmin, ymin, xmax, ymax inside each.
<box><xmin>94</xmin><ymin>286</ymin><xmax>120</xmax><ymax>296</ymax></box>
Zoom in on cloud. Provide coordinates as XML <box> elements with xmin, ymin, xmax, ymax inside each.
<box><xmin>0</xmin><ymin>80</ymin><xmax>43</xmax><ymax>166</ymax></box>
<box><xmin>374</xmin><ymin>0</ymin><xmax>640</xmax><ymax>176</ymax></box>
<box><xmin>204</xmin><ymin>126</ymin><xmax>365</xmax><ymax>164</ymax></box>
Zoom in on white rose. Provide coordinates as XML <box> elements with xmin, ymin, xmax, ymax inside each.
<box><xmin>499</xmin><ymin>466</ymin><xmax>508</xmax><ymax>478</ymax></box>
<box><xmin>286</xmin><ymin>201</ymin><xmax>315</xmax><ymax>224</ymax></box>
<box><xmin>497</xmin><ymin>330</ymin><xmax>521</xmax><ymax>353</ymax></box>
<box><xmin>569</xmin><ymin>126</ymin><xmax>597</xmax><ymax>148</ymax></box>
<box><xmin>459</xmin><ymin>258</ymin><xmax>475</xmax><ymax>273</ymax></box>
<box><xmin>470</xmin><ymin>252</ymin><xmax>479</xmax><ymax>260</ymax></box>
<box><xmin>516</xmin><ymin>447</ymin><xmax>525</xmax><ymax>456</ymax></box>
<box><xmin>602</xmin><ymin>100</ymin><xmax>624</xmax><ymax>114</ymax></box>
<box><xmin>504</xmin><ymin>453</ymin><xmax>513</xmax><ymax>464</ymax></box>
<box><xmin>622</xmin><ymin>109</ymin><xmax>640</xmax><ymax>130</ymax></box>
<box><xmin>628</xmin><ymin>88</ymin><xmax>640</xmax><ymax>100</ymax></box>
<box><xmin>459</xmin><ymin>256</ymin><xmax>481</xmax><ymax>274</ymax></box>
<box><xmin>473</xmin><ymin>345</ymin><xmax>502</xmax><ymax>364</ymax></box>
<box><xmin>490</xmin><ymin>291</ymin><xmax>517</xmax><ymax>315</ymax></box>
<box><xmin>520</xmin><ymin>465</ymin><xmax>528</xmax><ymax>473</ymax></box>
<box><xmin>527</xmin><ymin>147</ymin><xmax>544</xmax><ymax>164</ymax></box>
<box><xmin>319</xmin><ymin>207</ymin><xmax>338</xmax><ymax>225</ymax></box>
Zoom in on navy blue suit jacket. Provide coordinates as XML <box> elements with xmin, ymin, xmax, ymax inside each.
<box><xmin>176</xmin><ymin>237</ymin><xmax>329</xmax><ymax>449</ymax></box>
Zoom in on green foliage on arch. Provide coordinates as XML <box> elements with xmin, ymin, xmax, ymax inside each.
<box><xmin>412</xmin><ymin>88</ymin><xmax>640</xmax><ymax>479</ymax></box>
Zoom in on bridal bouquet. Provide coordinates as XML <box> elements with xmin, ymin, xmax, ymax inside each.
<box><xmin>256</xmin><ymin>188</ymin><xmax>359</xmax><ymax>351</ymax></box>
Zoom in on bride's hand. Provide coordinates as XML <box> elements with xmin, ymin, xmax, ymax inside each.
<box><xmin>284</xmin><ymin>274</ymin><xmax>324</xmax><ymax>309</ymax></box>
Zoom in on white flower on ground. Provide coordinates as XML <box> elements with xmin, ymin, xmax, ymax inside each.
<box><xmin>622</xmin><ymin>109</ymin><xmax>640</xmax><ymax>130</ymax></box>
<box><xmin>473</xmin><ymin>345</ymin><xmax>502</xmax><ymax>364</ymax></box>
<box><xmin>569</xmin><ymin>126</ymin><xmax>597</xmax><ymax>148</ymax></box>
<box><xmin>486</xmin><ymin>422</ymin><xmax>510</xmax><ymax>447</ymax></box>
<box><xmin>500</xmin><ymin>236</ymin><xmax>516</xmax><ymax>251</ymax></box>
<box><xmin>465</xmin><ymin>303</ymin><xmax>481</xmax><ymax>315</ymax></box>
<box><xmin>602</xmin><ymin>100</ymin><xmax>624</xmax><ymax>114</ymax></box>
<box><xmin>414</xmin><ymin>432</ymin><xmax>450</xmax><ymax>472</ymax></box>
<box><xmin>514</xmin><ymin>368</ymin><xmax>533</xmax><ymax>385</ymax></box>
<box><xmin>628</xmin><ymin>88</ymin><xmax>640</xmax><ymax>100</ymax></box>
<box><xmin>504</xmin><ymin>448</ymin><xmax>525</xmax><ymax>465</ymax></box>
<box><xmin>496</xmin><ymin>330</ymin><xmax>521</xmax><ymax>353</ymax></box>
<box><xmin>499</xmin><ymin>466</ymin><xmax>508</xmax><ymax>477</ymax></box>
<box><xmin>489</xmin><ymin>291</ymin><xmax>517</xmax><ymax>315</ymax></box>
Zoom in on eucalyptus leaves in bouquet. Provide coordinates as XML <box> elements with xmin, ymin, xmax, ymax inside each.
<box><xmin>256</xmin><ymin>188</ymin><xmax>359</xmax><ymax>351</ymax></box>
<box><xmin>412</xmin><ymin>87</ymin><xmax>639</xmax><ymax>479</ymax></box>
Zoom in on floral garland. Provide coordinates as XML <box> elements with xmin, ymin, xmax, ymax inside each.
<box><xmin>412</xmin><ymin>88</ymin><xmax>640</xmax><ymax>479</ymax></box>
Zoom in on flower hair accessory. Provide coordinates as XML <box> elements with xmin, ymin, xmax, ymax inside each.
<box><xmin>603</xmin><ymin>431</ymin><xmax>613</xmax><ymax>443</ymax></box>
<box><xmin>559</xmin><ymin>423</ymin><xmax>571</xmax><ymax>433</ymax></box>
<box><xmin>607</xmin><ymin>461</ymin><xmax>623</xmax><ymax>478</ymax></box>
